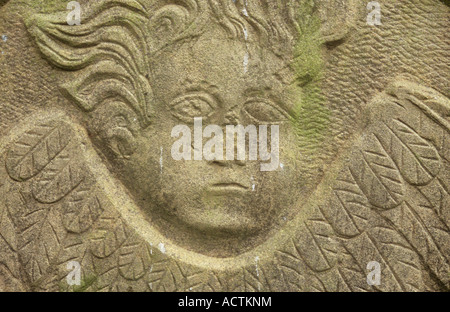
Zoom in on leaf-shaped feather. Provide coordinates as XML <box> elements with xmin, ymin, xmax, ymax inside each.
<box><xmin>242</xmin><ymin>263</ymin><xmax>274</xmax><ymax>292</ymax></box>
<box><xmin>341</xmin><ymin>232</ymin><xmax>403</xmax><ymax>291</ymax></box>
<box><xmin>377</xmin><ymin>119</ymin><xmax>441</xmax><ymax>186</ymax></box>
<box><xmin>118</xmin><ymin>234</ymin><xmax>153</xmax><ymax>281</ymax></box>
<box><xmin>407</xmin><ymin>187</ymin><xmax>450</xmax><ymax>265</ymax></box>
<box><xmin>147</xmin><ymin>259</ymin><xmax>181</xmax><ymax>292</ymax></box>
<box><xmin>90</xmin><ymin>217</ymin><xmax>127</xmax><ymax>259</ymax></box>
<box><xmin>0</xmin><ymin>182</ymin><xmax>17</xmax><ymax>254</ymax></box>
<box><xmin>181</xmin><ymin>269</ymin><xmax>223</xmax><ymax>292</ymax></box>
<box><xmin>321</xmin><ymin>167</ymin><xmax>372</xmax><ymax>237</ymax></box>
<box><xmin>418</xmin><ymin>175</ymin><xmax>450</xmax><ymax>229</ymax></box>
<box><xmin>368</xmin><ymin>225</ymin><xmax>426</xmax><ymax>291</ymax></box>
<box><xmin>350</xmin><ymin>135</ymin><xmax>405</xmax><ymax>209</ymax></box>
<box><xmin>31</xmin><ymin>151</ymin><xmax>86</xmax><ymax>204</ymax></box>
<box><xmin>0</xmin><ymin>183</ymin><xmax>21</xmax><ymax>287</ymax></box>
<box><xmin>5</xmin><ymin>121</ymin><xmax>72</xmax><ymax>182</ymax></box>
<box><xmin>292</xmin><ymin>208</ymin><xmax>337</xmax><ymax>272</ymax></box>
<box><xmin>380</xmin><ymin>202</ymin><xmax>450</xmax><ymax>289</ymax></box>
<box><xmin>61</xmin><ymin>184</ymin><xmax>103</xmax><ymax>234</ymax></box>
<box><xmin>6</xmin><ymin>189</ymin><xmax>66</xmax><ymax>285</ymax></box>
<box><xmin>55</xmin><ymin>233</ymin><xmax>97</xmax><ymax>292</ymax></box>
<box><xmin>275</xmin><ymin>238</ymin><xmax>328</xmax><ymax>292</ymax></box>
<box><xmin>90</xmin><ymin>252</ymin><xmax>121</xmax><ymax>292</ymax></box>
<box><xmin>335</xmin><ymin>246</ymin><xmax>372</xmax><ymax>292</ymax></box>
<box><xmin>275</xmin><ymin>249</ymin><xmax>307</xmax><ymax>291</ymax></box>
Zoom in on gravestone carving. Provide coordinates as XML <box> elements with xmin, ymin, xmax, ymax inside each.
<box><xmin>0</xmin><ymin>0</ymin><xmax>448</xmax><ymax>291</ymax></box>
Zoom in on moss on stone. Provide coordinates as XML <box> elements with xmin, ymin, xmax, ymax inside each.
<box><xmin>290</xmin><ymin>0</ymin><xmax>330</xmax><ymax>158</ymax></box>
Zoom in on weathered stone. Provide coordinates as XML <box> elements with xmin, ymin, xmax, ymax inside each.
<box><xmin>0</xmin><ymin>0</ymin><xmax>448</xmax><ymax>292</ymax></box>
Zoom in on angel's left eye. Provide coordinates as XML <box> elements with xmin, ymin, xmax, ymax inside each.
<box><xmin>169</xmin><ymin>93</ymin><xmax>217</xmax><ymax>123</ymax></box>
<box><xmin>243</xmin><ymin>98</ymin><xmax>288</xmax><ymax>123</ymax></box>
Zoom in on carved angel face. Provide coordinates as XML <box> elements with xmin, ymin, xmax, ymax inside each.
<box><xmin>26</xmin><ymin>0</ymin><xmax>333</xmax><ymax>257</ymax></box>
<box><xmin>114</xmin><ymin>26</ymin><xmax>325</xmax><ymax>257</ymax></box>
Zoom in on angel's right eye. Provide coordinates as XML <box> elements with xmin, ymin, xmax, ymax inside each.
<box><xmin>169</xmin><ymin>93</ymin><xmax>217</xmax><ymax>123</ymax></box>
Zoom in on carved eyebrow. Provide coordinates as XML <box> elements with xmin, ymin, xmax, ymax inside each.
<box><xmin>180</xmin><ymin>79</ymin><xmax>219</xmax><ymax>93</ymax></box>
<box><xmin>244</xmin><ymin>87</ymin><xmax>269</xmax><ymax>97</ymax></box>
<box><xmin>170</xmin><ymin>92</ymin><xmax>219</xmax><ymax>106</ymax></box>
<box><xmin>243</xmin><ymin>87</ymin><xmax>294</xmax><ymax>116</ymax></box>
<box><xmin>171</xmin><ymin>80</ymin><xmax>222</xmax><ymax>107</ymax></box>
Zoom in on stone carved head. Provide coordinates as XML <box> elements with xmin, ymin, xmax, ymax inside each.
<box><xmin>26</xmin><ymin>0</ymin><xmax>357</xmax><ymax>257</ymax></box>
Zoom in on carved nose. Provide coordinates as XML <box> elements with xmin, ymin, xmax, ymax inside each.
<box><xmin>208</xmin><ymin>159</ymin><xmax>246</xmax><ymax>168</ymax></box>
<box><xmin>223</xmin><ymin>109</ymin><xmax>240</xmax><ymax>125</ymax></box>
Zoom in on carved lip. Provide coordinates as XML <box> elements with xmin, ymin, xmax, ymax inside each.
<box><xmin>208</xmin><ymin>181</ymin><xmax>249</xmax><ymax>194</ymax></box>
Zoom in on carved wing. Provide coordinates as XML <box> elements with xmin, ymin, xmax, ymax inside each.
<box><xmin>0</xmin><ymin>81</ymin><xmax>447</xmax><ymax>292</ymax></box>
<box><xmin>0</xmin><ymin>115</ymin><xmax>185</xmax><ymax>291</ymax></box>
<box><xmin>274</xmin><ymin>80</ymin><xmax>450</xmax><ymax>292</ymax></box>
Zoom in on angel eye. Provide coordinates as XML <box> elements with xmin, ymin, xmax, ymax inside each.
<box><xmin>170</xmin><ymin>93</ymin><xmax>216</xmax><ymax>123</ymax></box>
<box><xmin>243</xmin><ymin>98</ymin><xmax>289</xmax><ymax>123</ymax></box>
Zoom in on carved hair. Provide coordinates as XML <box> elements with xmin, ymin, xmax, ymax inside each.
<box><xmin>26</xmin><ymin>0</ymin><xmax>336</xmax><ymax>129</ymax></box>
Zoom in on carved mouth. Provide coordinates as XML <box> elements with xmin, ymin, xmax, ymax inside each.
<box><xmin>212</xmin><ymin>182</ymin><xmax>248</xmax><ymax>189</ymax></box>
<box><xmin>209</xmin><ymin>182</ymin><xmax>249</xmax><ymax>194</ymax></box>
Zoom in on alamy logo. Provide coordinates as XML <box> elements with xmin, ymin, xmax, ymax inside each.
<box><xmin>367</xmin><ymin>261</ymin><xmax>381</xmax><ymax>286</ymax></box>
<box><xmin>66</xmin><ymin>261</ymin><xmax>81</xmax><ymax>286</ymax></box>
<box><xmin>67</xmin><ymin>1</ymin><xmax>81</xmax><ymax>26</ymax></box>
<box><xmin>367</xmin><ymin>1</ymin><xmax>382</xmax><ymax>26</ymax></box>
<box><xmin>171</xmin><ymin>118</ymin><xmax>279</xmax><ymax>172</ymax></box>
